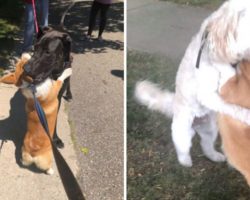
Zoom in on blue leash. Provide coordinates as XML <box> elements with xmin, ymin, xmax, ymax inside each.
<box><xmin>29</xmin><ymin>84</ymin><xmax>85</xmax><ymax>200</ymax></box>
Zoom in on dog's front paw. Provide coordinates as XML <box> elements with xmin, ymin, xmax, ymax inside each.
<box><xmin>178</xmin><ymin>154</ymin><xmax>193</xmax><ymax>167</ymax></box>
<box><xmin>59</xmin><ymin>68</ymin><xmax>72</xmax><ymax>82</ymax></box>
<box><xmin>208</xmin><ymin>152</ymin><xmax>226</xmax><ymax>162</ymax></box>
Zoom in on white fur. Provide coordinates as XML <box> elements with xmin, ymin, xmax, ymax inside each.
<box><xmin>21</xmin><ymin>53</ymin><xmax>31</xmax><ymax>60</ymax></box>
<box><xmin>58</xmin><ymin>68</ymin><xmax>72</xmax><ymax>82</ymax></box>
<box><xmin>135</xmin><ymin>0</ymin><xmax>250</xmax><ymax>167</ymax></box>
<box><xmin>46</xmin><ymin>168</ymin><xmax>54</xmax><ymax>175</ymax></box>
<box><xmin>21</xmin><ymin>78</ymin><xmax>53</xmax><ymax>100</ymax></box>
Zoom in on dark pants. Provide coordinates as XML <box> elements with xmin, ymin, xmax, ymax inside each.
<box><xmin>87</xmin><ymin>1</ymin><xmax>110</xmax><ymax>37</ymax></box>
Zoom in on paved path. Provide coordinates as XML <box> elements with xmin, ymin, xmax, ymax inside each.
<box><xmin>128</xmin><ymin>0</ymin><xmax>211</xmax><ymax>61</ymax></box>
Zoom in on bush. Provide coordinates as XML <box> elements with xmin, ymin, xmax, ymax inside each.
<box><xmin>0</xmin><ymin>0</ymin><xmax>24</xmax><ymax>39</ymax></box>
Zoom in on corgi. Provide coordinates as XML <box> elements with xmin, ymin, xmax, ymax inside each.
<box><xmin>0</xmin><ymin>53</ymin><xmax>72</xmax><ymax>174</ymax></box>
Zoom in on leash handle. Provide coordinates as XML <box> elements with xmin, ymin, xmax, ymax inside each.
<box><xmin>31</xmin><ymin>0</ymin><xmax>39</xmax><ymax>33</ymax></box>
<box><xmin>30</xmin><ymin>85</ymin><xmax>85</xmax><ymax>200</ymax></box>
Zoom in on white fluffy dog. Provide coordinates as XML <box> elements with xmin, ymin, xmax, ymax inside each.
<box><xmin>135</xmin><ymin>0</ymin><xmax>250</xmax><ymax>167</ymax></box>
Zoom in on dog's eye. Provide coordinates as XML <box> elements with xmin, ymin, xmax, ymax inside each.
<box><xmin>45</xmin><ymin>50</ymin><xmax>50</xmax><ymax>54</ymax></box>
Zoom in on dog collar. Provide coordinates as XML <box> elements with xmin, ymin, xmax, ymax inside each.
<box><xmin>195</xmin><ymin>30</ymin><xmax>209</xmax><ymax>69</ymax></box>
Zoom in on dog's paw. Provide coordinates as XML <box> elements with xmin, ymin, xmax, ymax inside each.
<box><xmin>21</xmin><ymin>53</ymin><xmax>31</xmax><ymax>60</ymax></box>
<box><xmin>46</xmin><ymin>168</ymin><xmax>54</xmax><ymax>175</ymax></box>
<box><xmin>20</xmin><ymin>158</ymin><xmax>30</xmax><ymax>166</ymax></box>
<box><xmin>59</xmin><ymin>68</ymin><xmax>72</xmax><ymax>82</ymax></box>
<box><xmin>178</xmin><ymin>154</ymin><xmax>193</xmax><ymax>167</ymax></box>
<box><xmin>208</xmin><ymin>152</ymin><xmax>226</xmax><ymax>162</ymax></box>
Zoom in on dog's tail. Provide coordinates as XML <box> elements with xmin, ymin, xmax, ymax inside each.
<box><xmin>135</xmin><ymin>80</ymin><xmax>174</xmax><ymax>117</ymax></box>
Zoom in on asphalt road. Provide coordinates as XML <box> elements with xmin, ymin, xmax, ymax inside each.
<box><xmin>62</xmin><ymin>1</ymin><xmax>124</xmax><ymax>199</ymax></box>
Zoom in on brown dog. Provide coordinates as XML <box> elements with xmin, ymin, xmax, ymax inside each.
<box><xmin>0</xmin><ymin>54</ymin><xmax>72</xmax><ymax>174</ymax></box>
<box><xmin>219</xmin><ymin>60</ymin><xmax>250</xmax><ymax>185</ymax></box>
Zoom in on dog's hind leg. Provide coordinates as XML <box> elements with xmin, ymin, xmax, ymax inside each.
<box><xmin>171</xmin><ymin>108</ymin><xmax>195</xmax><ymax>167</ymax></box>
<box><xmin>53</xmin><ymin>95</ymin><xmax>65</xmax><ymax>148</ymax></box>
<box><xmin>194</xmin><ymin>112</ymin><xmax>226</xmax><ymax>162</ymax></box>
<box><xmin>53</xmin><ymin>79</ymin><xmax>69</xmax><ymax>148</ymax></box>
<box><xmin>53</xmin><ymin>69</ymin><xmax>73</xmax><ymax>148</ymax></box>
<box><xmin>64</xmin><ymin>77</ymin><xmax>73</xmax><ymax>101</ymax></box>
<box><xmin>34</xmin><ymin>152</ymin><xmax>54</xmax><ymax>175</ymax></box>
<box><xmin>21</xmin><ymin>150</ymin><xmax>34</xmax><ymax>166</ymax></box>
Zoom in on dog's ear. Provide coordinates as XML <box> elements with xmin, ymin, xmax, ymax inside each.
<box><xmin>37</xmin><ymin>26</ymin><xmax>53</xmax><ymax>40</ymax></box>
<box><xmin>62</xmin><ymin>33</ymin><xmax>72</xmax><ymax>61</ymax></box>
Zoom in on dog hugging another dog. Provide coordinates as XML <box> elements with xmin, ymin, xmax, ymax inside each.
<box><xmin>0</xmin><ymin>27</ymin><xmax>73</xmax><ymax>174</ymax></box>
<box><xmin>135</xmin><ymin>0</ymin><xmax>250</xmax><ymax>186</ymax></box>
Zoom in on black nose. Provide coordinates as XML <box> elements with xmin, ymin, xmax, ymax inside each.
<box><xmin>24</xmin><ymin>63</ymin><xmax>32</xmax><ymax>74</ymax></box>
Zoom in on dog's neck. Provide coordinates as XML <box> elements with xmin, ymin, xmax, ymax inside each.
<box><xmin>21</xmin><ymin>78</ymin><xmax>53</xmax><ymax>100</ymax></box>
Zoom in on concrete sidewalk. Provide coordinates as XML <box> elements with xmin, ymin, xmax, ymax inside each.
<box><xmin>0</xmin><ymin>84</ymin><xmax>78</xmax><ymax>200</ymax></box>
<box><xmin>128</xmin><ymin>0</ymin><xmax>211</xmax><ymax>61</ymax></box>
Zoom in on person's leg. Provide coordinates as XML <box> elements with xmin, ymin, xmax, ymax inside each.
<box><xmin>23</xmin><ymin>4</ymin><xmax>35</xmax><ymax>53</ymax></box>
<box><xmin>98</xmin><ymin>3</ymin><xmax>110</xmax><ymax>38</ymax></box>
<box><xmin>87</xmin><ymin>1</ymin><xmax>101</xmax><ymax>36</ymax></box>
<box><xmin>40</xmin><ymin>0</ymin><xmax>49</xmax><ymax>27</ymax></box>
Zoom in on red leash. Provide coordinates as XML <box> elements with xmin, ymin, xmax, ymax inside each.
<box><xmin>31</xmin><ymin>0</ymin><xmax>39</xmax><ymax>33</ymax></box>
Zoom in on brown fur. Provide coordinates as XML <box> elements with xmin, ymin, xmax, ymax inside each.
<box><xmin>0</xmin><ymin>55</ymin><xmax>65</xmax><ymax>174</ymax></box>
<box><xmin>219</xmin><ymin>60</ymin><xmax>250</xmax><ymax>185</ymax></box>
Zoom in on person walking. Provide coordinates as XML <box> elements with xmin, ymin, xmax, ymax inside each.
<box><xmin>86</xmin><ymin>0</ymin><xmax>113</xmax><ymax>41</ymax></box>
<box><xmin>22</xmin><ymin>0</ymin><xmax>49</xmax><ymax>53</ymax></box>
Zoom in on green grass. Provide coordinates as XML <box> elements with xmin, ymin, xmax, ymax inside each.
<box><xmin>160</xmin><ymin>0</ymin><xmax>224</xmax><ymax>8</ymax></box>
<box><xmin>127</xmin><ymin>50</ymin><xmax>250</xmax><ymax>200</ymax></box>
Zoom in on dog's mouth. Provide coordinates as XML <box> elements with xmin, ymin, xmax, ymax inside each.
<box><xmin>23</xmin><ymin>62</ymin><xmax>52</xmax><ymax>84</ymax></box>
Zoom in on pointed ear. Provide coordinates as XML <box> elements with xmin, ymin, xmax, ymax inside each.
<box><xmin>36</xmin><ymin>26</ymin><xmax>53</xmax><ymax>40</ymax></box>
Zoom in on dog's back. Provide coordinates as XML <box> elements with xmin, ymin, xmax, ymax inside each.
<box><xmin>219</xmin><ymin>60</ymin><xmax>250</xmax><ymax>185</ymax></box>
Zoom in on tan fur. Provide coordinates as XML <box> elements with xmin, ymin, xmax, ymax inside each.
<box><xmin>0</xmin><ymin>55</ymin><xmax>66</xmax><ymax>174</ymax></box>
<box><xmin>219</xmin><ymin>60</ymin><xmax>250</xmax><ymax>185</ymax></box>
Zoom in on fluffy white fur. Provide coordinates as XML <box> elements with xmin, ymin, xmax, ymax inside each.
<box><xmin>135</xmin><ymin>0</ymin><xmax>250</xmax><ymax>167</ymax></box>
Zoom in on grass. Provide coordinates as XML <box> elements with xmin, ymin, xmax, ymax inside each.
<box><xmin>127</xmin><ymin>50</ymin><xmax>250</xmax><ymax>200</ymax></box>
<box><xmin>0</xmin><ymin>0</ymin><xmax>24</xmax><ymax>70</ymax></box>
<box><xmin>160</xmin><ymin>0</ymin><xmax>224</xmax><ymax>8</ymax></box>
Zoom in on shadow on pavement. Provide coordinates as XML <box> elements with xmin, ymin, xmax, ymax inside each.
<box><xmin>0</xmin><ymin>90</ymin><xmax>44</xmax><ymax>173</ymax></box>
<box><xmin>0</xmin><ymin>0</ymin><xmax>123</xmax><ymax>68</ymax></box>
<box><xmin>50</xmin><ymin>0</ymin><xmax>124</xmax><ymax>54</ymax></box>
<box><xmin>0</xmin><ymin>90</ymin><xmax>26</xmax><ymax>165</ymax></box>
<box><xmin>111</xmin><ymin>69</ymin><xmax>124</xmax><ymax>80</ymax></box>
